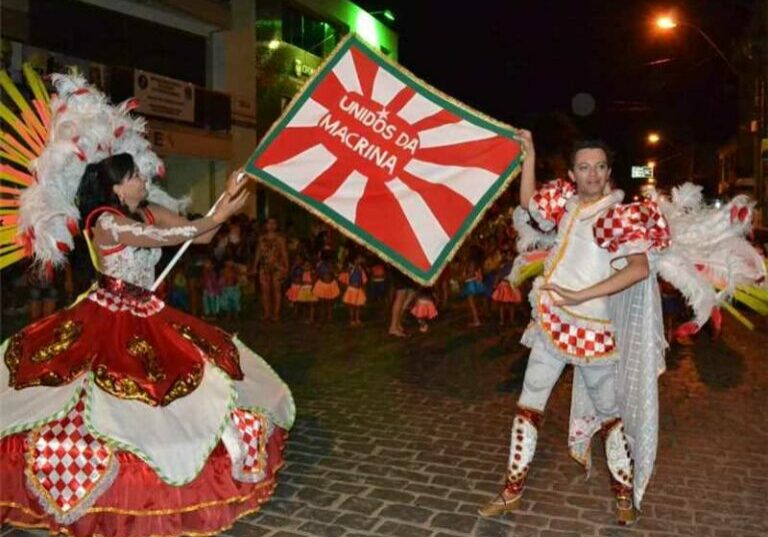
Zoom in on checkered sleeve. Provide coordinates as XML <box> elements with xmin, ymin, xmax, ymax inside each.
<box><xmin>593</xmin><ymin>200</ymin><xmax>671</xmax><ymax>259</ymax></box>
<box><xmin>528</xmin><ymin>179</ymin><xmax>576</xmax><ymax>231</ymax></box>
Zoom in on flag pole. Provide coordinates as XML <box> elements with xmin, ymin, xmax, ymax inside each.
<box><xmin>151</xmin><ymin>171</ymin><xmax>248</xmax><ymax>292</ymax></box>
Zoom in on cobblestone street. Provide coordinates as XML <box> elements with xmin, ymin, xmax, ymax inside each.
<box><xmin>3</xmin><ymin>302</ymin><xmax>767</xmax><ymax>537</ymax></box>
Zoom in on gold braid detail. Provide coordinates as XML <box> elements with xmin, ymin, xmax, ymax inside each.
<box><xmin>30</xmin><ymin>320</ymin><xmax>83</xmax><ymax>363</ymax></box>
<box><xmin>127</xmin><ymin>336</ymin><xmax>166</xmax><ymax>382</ymax></box>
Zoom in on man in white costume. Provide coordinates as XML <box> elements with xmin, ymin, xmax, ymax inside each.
<box><xmin>480</xmin><ymin>131</ymin><xmax>671</xmax><ymax>525</ymax></box>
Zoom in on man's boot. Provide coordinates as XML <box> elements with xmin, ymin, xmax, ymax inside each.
<box><xmin>479</xmin><ymin>407</ymin><xmax>542</xmax><ymax>517</ymax></box>
<box><xmin>601</xmin><ymin>418</ymin><xmax>638</xmax><ymax>525</ymax></box>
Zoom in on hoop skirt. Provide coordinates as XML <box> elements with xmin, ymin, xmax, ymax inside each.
<box><xmin>0</xmin><ymin>266</ymin><xmax>295</xmax><ymax>537</ymax></box>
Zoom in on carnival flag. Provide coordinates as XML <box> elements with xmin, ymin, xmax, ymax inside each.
<box><xmin>245</xmin><ymin>35</ymin><xmax>524</xmax><ymax>285</ymax></box>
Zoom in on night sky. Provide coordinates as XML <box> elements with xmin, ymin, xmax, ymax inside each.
<box><xmin>356</xmin><ymin>0</ymin><xmax>756</xmax><ymax>186</ymax></box>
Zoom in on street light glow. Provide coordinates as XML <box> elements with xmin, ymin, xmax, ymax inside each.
<box><xmin>656</xmin><ymin>16</ymin><xmax>678</xmax><ymax>30</ymax></box>
<box><xmin>654</xmin><ymin>14</ymin><xmax>738</xmax><ymax>75</ymax></box>
<box><xmin>647</xmin><ymin>160</ymin><xmax>656</xmax><ymax>169</ymax></box>
<box><xmin>383</xmin><ymin>9</ymin><xmax>395</xmax><ymax>22</ymax></box>
<box><xmin>647</xmin><ymin>132</ymin><xmax>661</xmax><ymax>144</ymax></box>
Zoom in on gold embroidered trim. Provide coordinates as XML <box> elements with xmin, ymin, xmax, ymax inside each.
<box><xmin>172</xmin><ymin>323</ymin><xmax>220</xmax><ymax>358</ymax></box>
<box><xmin>1</xmin><ymin>464</ymin><xmax>282</xmax><ymax>518</ymax></box>
<box><xmin>543</xmin><ymin>206</ymin><xmax>581</xmax><ymax>280</ymax></box>
<box><xmin>30</xmin><ymin>320</ymin><xmax>83</xmax><ymax>364</ymax></box>
<box><xmin>126</xmin><ymin>336</ymin><xmax>166</xmax><ymax>382</ymax></box>
<box><xmin>160</xmin><ymin>364</ymin><xmax>204</xmax><ymax>407</ymax></box>
<box><xmin>0</xmin><ymin>499</ymin><xmax>271</xmax><ymax>537</ymax></box>
<box><xmin>93</xmin><ymin>365</ymin><xmax>158</xmax><ymax>407</ymax></box>
<box><xmin>16</xmin><ymin>371</ymin><xmax>67</xmax><ymax>389</ymax></box>
<box><xmin>1</xmin><ymin>437</ymin><xmax>288</xmax><ymax>534</ymax></box>
<box><xmin>4</xmin><ymin>332</ymin><xmax>23</xmax><ymax>385</ymax></box>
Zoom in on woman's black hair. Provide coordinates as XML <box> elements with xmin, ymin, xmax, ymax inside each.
<box><xmin>75</xmin><ymin>153</ymin><xmax>147</xmax><ymax>222</ymax></box>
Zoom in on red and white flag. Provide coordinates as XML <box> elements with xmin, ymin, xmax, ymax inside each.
<box><xmin>246</xmin><ymin>35</ymin><xmax>524</xmax><ymax>285</ymax></box>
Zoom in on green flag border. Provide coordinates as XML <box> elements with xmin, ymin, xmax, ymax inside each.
<box><xmin>245</xmin><ymin>34</ymin><xmax>524</xmax><ymax>286</ymax></box>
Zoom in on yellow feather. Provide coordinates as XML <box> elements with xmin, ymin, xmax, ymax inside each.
<box><xmin>23</xmin><ymin>64</ymin><xmax>50</xmax><ymax>106</ymax></box>
<box><xmin>0</xmin><ymin>70</ymin><xmax>46</xmax><ymax>144</ymax></box>
<box><xmin>720</xmin><ymin>300</ymin><xmax>755</xmax><ymax>330</ymax></box>
<box><xmin>0</xmin><ymin>149</ymin><xmax>29</xmax><ymax>169</ymax></box>
<box><xmin>0</xmin><ymin>247</ymin><xmax>24</xmax><ymax>270</ymax></box>
<box><xmin>0</xmin><ymin>226</ymin><xmax>18</xmax><ymax>245</ymax></box>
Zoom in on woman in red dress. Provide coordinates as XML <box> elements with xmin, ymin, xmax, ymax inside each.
<box><xmin>0</xmin><ymin>153</ymin><xmax>295</xmax><ymax>537</ymax></box>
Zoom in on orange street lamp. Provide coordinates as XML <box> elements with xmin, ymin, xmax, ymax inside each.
<box><xmin>654</xmin><ymin>15</ymin><xmax>738</xmax><ymax>75</ymax></box>
<box><xmin>646</xmin><ymin>160</ymin><xmax>657</xmax><ymax>185</ymax></box>
<box><xmin>656</xmin><ymin>16</ymin><xmax>677</xmax><ymax>29</ymax></box>
<box><xmin>647</xmin><ymin>132</ymin><xmax>661</xmax><ymax>144</ymax></box>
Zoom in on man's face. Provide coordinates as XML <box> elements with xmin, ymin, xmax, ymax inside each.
<box><xmin>568</xmin><ymin>148</ymin><xmax>611</xmax><ymax>199</ymax></box>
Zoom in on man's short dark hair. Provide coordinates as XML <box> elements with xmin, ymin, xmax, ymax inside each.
<box><xmin>569</xmin><ymin>139</ymin><xmax>614</xmax><ymax>169</ymax></box>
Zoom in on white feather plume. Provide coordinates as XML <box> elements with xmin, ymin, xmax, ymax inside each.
<box><xmin>18</xmin><ymin>70</ymin><xmax>186</xmax><ymax>271</ymax></box>
<box><xmin>513</xmin><ymin>205</ymin><xmax>556</xmax><ymax>253</ymax></box>
<box><xmin>657</xmin><ymin>182</ymin><xmax>766</xmax><ymax>327</ymax></box>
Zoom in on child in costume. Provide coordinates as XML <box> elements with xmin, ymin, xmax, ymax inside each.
<box><xmin>285</xmin><ymin>254</ymin><xmax>304</xmax><ymax>305</ymax></box>
<box><xmin>462</xmin><ymin>258</ymin><xmax>485</xmax><ymax>326</ymax></box>
<box><xmin>219</xmin><ymin>259</ymin><xmax>242</xmax><ymax>320</ymax></box>
<box><xmin>368</xmin><ymin>260</ymin><xmax>389</xmax><ymax>304</ymax></box>
<box><xmin>491</xmin><ymin>247</ymin><xmax>521</xmax><ymax>325</ymax></box>
<box><xmin>0</xmin><ymin>73</ymin><xmax>294</xmax><ymax>537</ymax></box>
<box><xmin>342</xmin><ymin>253</ymin><xmax>367</xmax><ymax>326</ymax></box>
<box><xmin>296</xmin><ymin>259</ymin><xmax>318</xmax><ymax>323</ymax></box>
<box><xmin>202</xmin><ymin>259</ymin><xmax>221</xmax><ymax>319</ymax></box>
<box><xmin>410</xmin><ymin>287</ymin><xmax>438</xmax><ymax>332</ymax></box>
<box><xmin>167</xmin><ymin>263</ymin><xmax>189</xmax><ymax>311</ymax></box>
<box><xmin>313</xmin><ymin>249</ymin><xmax>340</xmax><ymax>323</ymax></box>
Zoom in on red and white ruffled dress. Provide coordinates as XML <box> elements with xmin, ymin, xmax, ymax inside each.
<box><xmin>410</xmin><ymin>296</ymin><xmax>438</xmax><ymax>320</ymax></box>
<box><xmin>0</xmin><ymin>208</ymin><xmax>295</xmax><ymax>537</ymax></box>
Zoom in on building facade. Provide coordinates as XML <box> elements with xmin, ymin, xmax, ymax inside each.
<box><xmin>1</xmin><ymin>0</ymin><xmax>398</xmax><ymax>224</ymax></box>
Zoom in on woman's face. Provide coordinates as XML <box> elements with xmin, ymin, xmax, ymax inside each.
<box><xmin>266</xmin><ymin>218</ymin><xmax>278</xmax><ymax>232</ymax></box>
<box><xmin>115</xmin><ymin>168</ymin><xmax>147</xmax><ymax>204</ymax></box>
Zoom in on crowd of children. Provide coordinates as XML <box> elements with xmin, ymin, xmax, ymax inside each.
<box><xmin>156</xmin><ymin>209</ymin><xmax>527</xmax><ymax>334</ymax></box>
<box><xmin>274</xmin><ymin>211</ymin><xmax>529</xmax><ymax>333</ymax></box>
<box><xmin>1</xmin><ymin>208</ymin><xmax>530</xmax><ymax>335</ymax></box>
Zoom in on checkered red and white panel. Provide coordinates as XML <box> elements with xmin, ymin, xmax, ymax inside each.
<box><xmin>593</xmin><ymin>200</ymin><xmax>670</xmax><ymax>253</ymax></box>
<box><xmin>88</xmin><ymin>288</ymin><xmax>164</xmax><ymax>317</ymax></box>
<box><xmin>529</xmin><ymin>179</ymin><xmax>576</xmax><ymax>228</ymax></box>
<box><xmin>540</xmin><ymin>305</ymin><xmax>616</xmax><ymax>358</ymax></box>
<box><xmin>231</xmin><ymin>409</ymin><xmax>267</xmax><ymax>475</ymax></box>
<box><xmin>28</xmin><ymin>399</ymin><xmax>113</xmax><ymax>515</ymax></box>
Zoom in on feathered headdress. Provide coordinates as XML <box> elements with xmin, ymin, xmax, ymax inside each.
<box><xmin>0</xmin><ymin>65</ymin><xmax>187</xmax><ymax>275</ymax></box>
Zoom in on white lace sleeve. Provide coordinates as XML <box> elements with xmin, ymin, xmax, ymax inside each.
<box><xmin>97</xmin><ymin>213</ymin><xmax>202</xmax><ymax>248</ymax></box>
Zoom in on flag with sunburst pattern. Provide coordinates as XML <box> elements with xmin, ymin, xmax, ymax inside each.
<box><xmin>246</xmin><ymin>35</ymin><xmax>524</xmax><ymax>285</ymax></box>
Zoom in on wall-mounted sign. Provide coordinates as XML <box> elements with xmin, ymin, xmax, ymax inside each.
<box><xmin>231</xmin><ymin>94</ymin><xmax>257</xmax><ymax>127</ymax></box>
<box><xmin>134</xmin><ymin>70</ymin><xmax>195</xmax><ymax>123</ymax></box>
<box><xmin>631</xmin><ymin>166</ymin><xmax>653</xmax><ymax>179</ymax></box>
<box><xmin>293</xmin><ymin>59</ymin><xmax>315</xmax><ymax>78</ymax></box>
